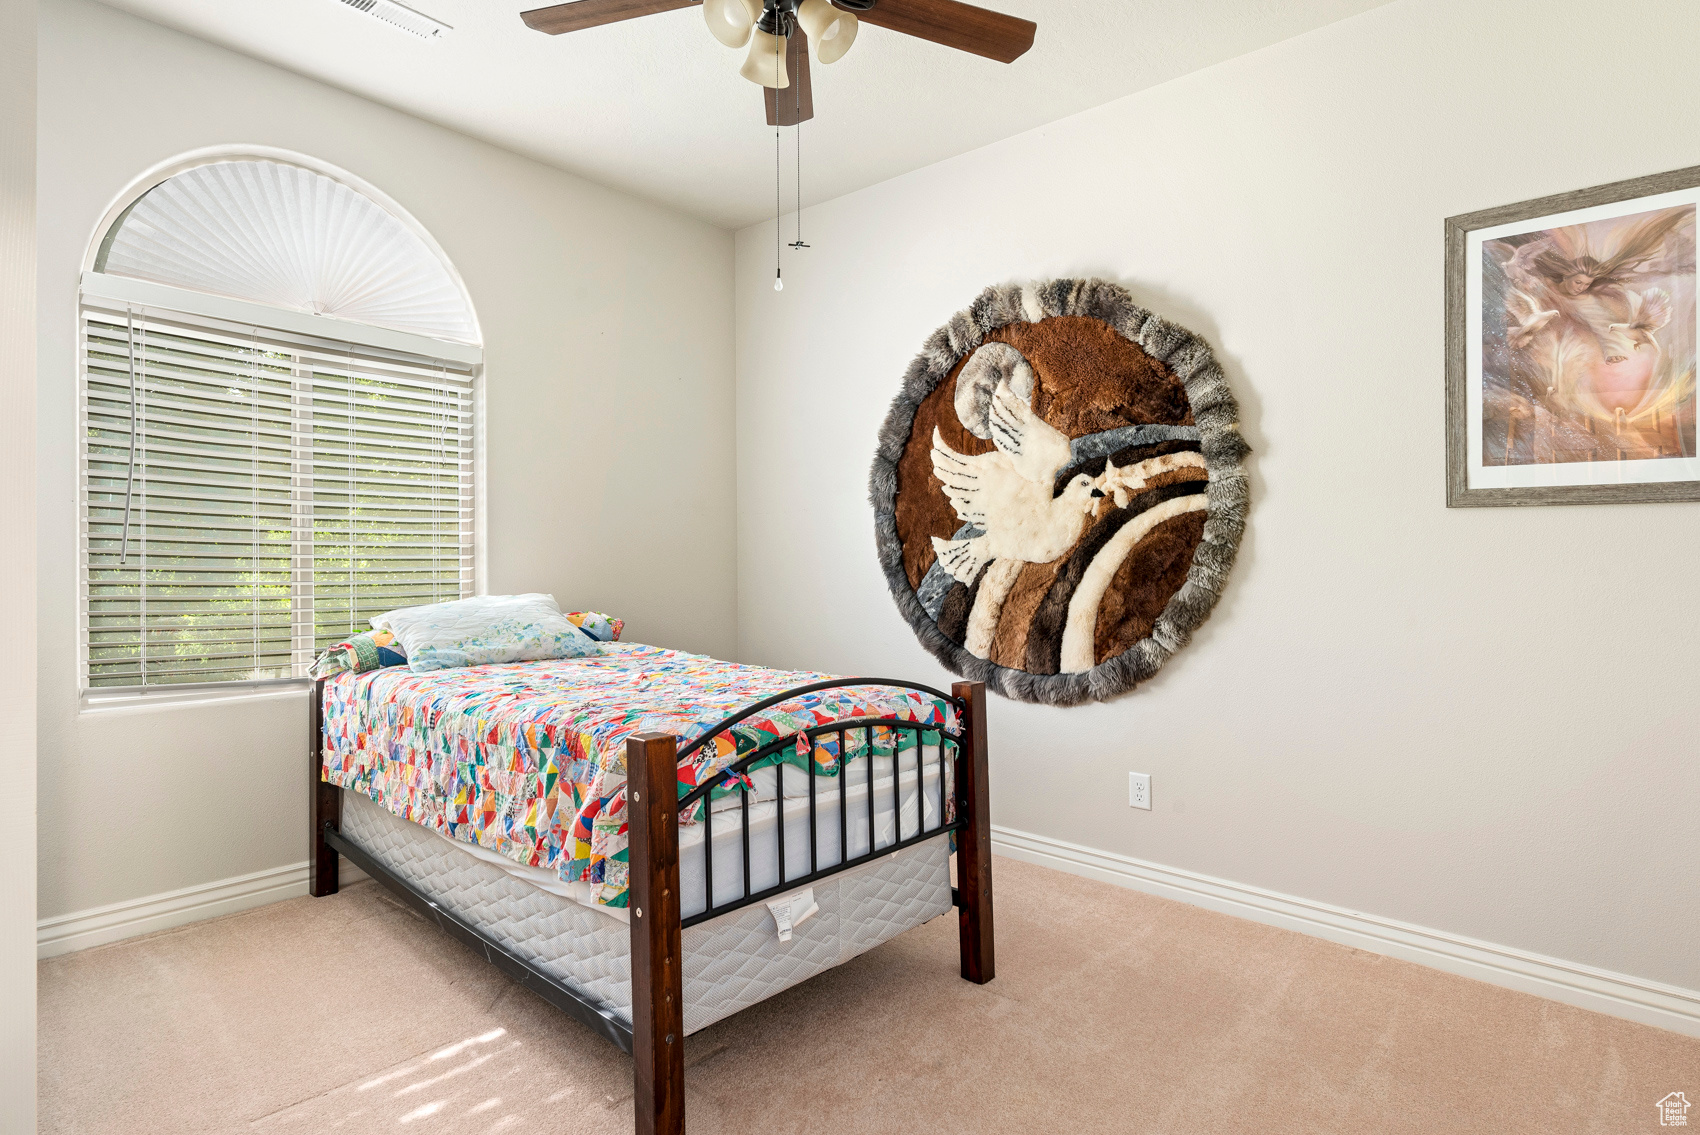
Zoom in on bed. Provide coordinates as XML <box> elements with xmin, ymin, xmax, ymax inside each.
<box><xmin>308</xmin><ymin>641</ymin><xmax>995</xmax><ymax>1135</ymax></box>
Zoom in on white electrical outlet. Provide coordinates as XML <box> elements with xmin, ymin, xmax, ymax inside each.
<box><xmin>1128</xmin><ymin>772</ymin><xmax>1151</xmax><ymax>810</ymax></box>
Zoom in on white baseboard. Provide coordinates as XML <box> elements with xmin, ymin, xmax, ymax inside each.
<box><xmin>37</xmin><ymin>857</ymin><xmax>367</xmax><ymax>959</ymax></box>
<box><xmin>992</xmin><ymin>825</ymin><xmax>1700</xmax><ymax>1039</ymax></box>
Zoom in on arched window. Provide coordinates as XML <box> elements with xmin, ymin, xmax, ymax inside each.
<box><xmin>80</xmin><ymin>152</ymin><xmax>482</xmax><ymax>692</ymax></box>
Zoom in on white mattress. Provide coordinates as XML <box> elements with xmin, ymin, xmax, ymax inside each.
<box><xmin>338</xmin><ymin>757</ymin><xmax>956</xmax><ymax>1035</ymax></box>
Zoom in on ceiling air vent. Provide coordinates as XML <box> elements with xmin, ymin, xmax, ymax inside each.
<box><xmin>336</xmin><ymin>0</ymin><xmax>452</xmax><ymax>39</ymax></box>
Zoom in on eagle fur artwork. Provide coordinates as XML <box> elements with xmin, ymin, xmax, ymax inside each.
<box><xmin>871</xmin><ymin>279</ymin><xmax>1250</xmax><ymax>706</ymax></box>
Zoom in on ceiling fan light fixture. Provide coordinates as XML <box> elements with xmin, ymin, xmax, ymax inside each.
<box><xmin>702</xmin><ymin>0</ymin><xmax>759</xmax><ymax>49</ymax></box>
<box><xmin>740</xmin><ymin>26</ymin><xmax>790</xmax><ymax>89</ymax></box>
<box><xmin>796</xmin><ymin>0</ymin><xmax>856</xmax><ymax>63</ymax></box>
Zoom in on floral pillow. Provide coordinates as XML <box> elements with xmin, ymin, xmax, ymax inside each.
<box><xmin>374</xmin><ymin>594</ymin><xmax>603</xmax><ymax>673</ymax></box>
<box><xmin>565</xmin><ymin>611</ymin><xmax>624</xmax><ymax>642</ymax></box>
<box><xmin>308</xmin><ymin>630</ymin><xmax>407</xmax><ymax>679</ymax></box>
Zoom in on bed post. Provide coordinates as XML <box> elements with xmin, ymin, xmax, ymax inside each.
<box><xmin>952</xmin><ymin>680</ymin><xmax>995</xmax><ymax>984</ymax></box>
<box><xmin>308</xmin><ymin>677</ymin><xmax>341</xmax><ymax>898</ymax></box>
<box><xmin>626</xmin><ymin>732</ymin><xmax>686</xmax><ymax>1135</ymax></box>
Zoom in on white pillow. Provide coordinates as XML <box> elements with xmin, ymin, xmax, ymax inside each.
<box><xmin>373</xmin><ymin>593</ymin><xmax>602</xmax><ymax>672</ymax></box>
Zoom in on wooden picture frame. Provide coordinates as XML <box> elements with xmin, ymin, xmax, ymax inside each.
<box><xmin>1445</xmin><ymin>165</ymin><xmax>1700</xmax><ymax>507</ymax></box>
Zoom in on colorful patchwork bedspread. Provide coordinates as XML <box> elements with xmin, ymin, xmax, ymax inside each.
<box><xmin>319</xmin><ymin>642</ymin><xmax>956</xmax><ymax>908</ymax></box>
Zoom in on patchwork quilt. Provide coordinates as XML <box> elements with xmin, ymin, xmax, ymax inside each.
<box><xmin>320</xmin><ymin>642</ymin><xmax>956</xmax><ymax>908</ymax></box>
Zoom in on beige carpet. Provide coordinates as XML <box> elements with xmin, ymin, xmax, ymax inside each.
<box><xmin>39</xmin><ymin>856</ymin><xmax>1697</xmax><ymax>1134</ymax></box>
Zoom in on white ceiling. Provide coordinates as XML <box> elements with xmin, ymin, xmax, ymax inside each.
<box><xmin>95</xmin><ymin>0</ymin><xmax>1389</xmax><ymax>229</ymax></box>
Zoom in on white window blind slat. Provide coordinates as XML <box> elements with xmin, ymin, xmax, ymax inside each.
<box><xmin>86</xmin><ymin>387</ymin><xmax>465</xmax><ymax>427</ymax></box>
<box><xmin>80</xmin><ymin>306</ymin><xmax>476</xmax><ymax>689</ymax></box>
<box><xmin>83</xmin><ymin>533</ymin><xmax>466</xmax><ymax>552</ymax></box>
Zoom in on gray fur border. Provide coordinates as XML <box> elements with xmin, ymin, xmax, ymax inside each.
<box><xmin>868</xmin><ymin>278</ymin><xmax>1250</xmax><ymax>706</ymax></box>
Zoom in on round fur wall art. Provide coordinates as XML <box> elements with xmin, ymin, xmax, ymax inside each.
<box><xmin>870</xmin><ymin>278</ymin><xmax>1249</xmax><ymax>706</ymax></box>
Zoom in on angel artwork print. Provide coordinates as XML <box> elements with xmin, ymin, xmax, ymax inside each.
<box><xmin>1484</xmin><ymin>203</ymin><xmax>1695</xmax><ymax>463</ymax></box>
<box><xmin>1458</xmin><ymin>181</ymin><xmax>1700</xmax><ymax>502</ymax></box>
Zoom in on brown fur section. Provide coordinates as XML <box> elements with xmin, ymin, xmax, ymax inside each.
<box><xmin>1024</xmin><ymin>481</ymin><xmax>1205</xmax><ymax>675</ymax></box>
<box><xmin>895</xmin><ymin>355</ymin><xmax>994</xmax><ymax>590</ymax></box>
<box><xmin>988</xmin><ymin>557</ymin><xmax>1066</xmax><ymax>669</ymax></box>
<box><xmin>1143</xmin><ymin>467</ymin><xmax>1210</xmax><ymax>490</ymax></box>
<box><xmin>992</xmin><ymin>480</ymin><xmax>1203</xmax><ymax>669</ymax></box>
<box><xmin>935</xmin><ymin>566</ymin><xmax>986</xmax><ymax>647</ymax></box>
<box><xmin>1093</xmin><ymin>511</ymin><xmax>1207</xmax><ymax>664</ymax></box>
<box><xmin>999</xmin><ymin>316</ymin><xmax>1193</xmax><ymax>436</ymax></box>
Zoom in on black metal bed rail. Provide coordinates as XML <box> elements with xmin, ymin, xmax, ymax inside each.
<box><xmin>675</xmin><ymin>715</ymin><xmax>961</xmax><ymax>810</ymax></box>
<box><xmin>672</xmin><ymin>677</ymin><xmax>965</xmax><ymax>763</ymax></box>
<box><xmin>676</xmin><ymin>714</ymin><xmax>964</xmax><ymax>930</ymax></box>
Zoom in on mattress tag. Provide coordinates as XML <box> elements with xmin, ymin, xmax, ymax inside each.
<box><xmin>766</xmin><ymin>888</ymin><xmax>819</xmax><ymax>942</ymax></box>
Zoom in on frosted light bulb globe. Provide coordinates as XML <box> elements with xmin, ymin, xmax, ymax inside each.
<box><xmin>774</xmin><ymin>277</ymin><xmax>784</xmax><ymax>292</ymax></box>
<box><xmin>797</xmin><ymin>0</ymin><xmax>857</xmax><ymax>64</ymax></box>
<box><xmin>741</xmin><ymin>27</ymin><xmax>789</xmax><ymax>88</ymax></box>
<box><xmin>703</xmin><ymin>0</ymin><xmax>758</xmax><ymax>48</ymax></box>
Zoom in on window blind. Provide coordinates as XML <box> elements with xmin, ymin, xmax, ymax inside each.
<box><xmin>80</xmin><ymin>302</ymin><xmax>475</xmax><ymax>689</ymax></box>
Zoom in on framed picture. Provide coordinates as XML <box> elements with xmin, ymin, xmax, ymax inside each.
<box><xmin>1446</xmin><ymin>166</ymin><xmax>1700</xmax><ymax>506</ymax></box>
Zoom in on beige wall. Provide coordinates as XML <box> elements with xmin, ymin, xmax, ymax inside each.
<box><xmin>36</xmin><ymin>0</ymin><xmax>736</xmax><ymax>920</ymax></box>
<box><xmin>2</xmin><ymin>0</ymin><xmax>38</xmax><ymax>1121</ymax></box>
<box><xmin>734</xmin><ymin>0</ymin><xmax>1700</xmax><ymax>993</ymax></box>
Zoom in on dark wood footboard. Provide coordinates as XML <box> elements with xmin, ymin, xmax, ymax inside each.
<box><xmin>626</xmin><ymin>733</ymin><xmax>686</xmax><ymax>1135</ymax></box>
<box><xmin>308</xmin><ymin>674</ymin><xmax>992</xmax><ymax>1135</ymax></box>
<box><xmin>308</xmin><ymin>676</ymin><xmax>339</xmax><ymax>898</ymax></box>
<box><xmin>953</xmin><ymin>681</ymin><xmax>995</xmax><ymax>985</ymax></box>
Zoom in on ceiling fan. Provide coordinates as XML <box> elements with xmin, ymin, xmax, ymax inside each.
<box><xmin>519</xmin><ymin>0</ymin><xmax>1038</xmax><ymax>125</ymax></box>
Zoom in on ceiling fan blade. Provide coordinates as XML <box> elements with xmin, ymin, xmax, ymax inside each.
<box><xmin>521</xmin><ymin>0</ymin><xmax>699</xmax><ymax>35</ymax></box>
<box><xmin>853</xmin><ymin>0</ymin><xmax>1034</xmax><ymax>63</ymax></box>
<box><xmin>765</xmin><ymin>29</ymin><xmax>815</xmax><ymax>126</ymax></box>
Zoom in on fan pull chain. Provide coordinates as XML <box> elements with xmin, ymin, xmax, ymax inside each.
<box><xmin>773</xmin><ymin>28</ymin><xmax>784</xmax><ymax>292</ymax></box>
